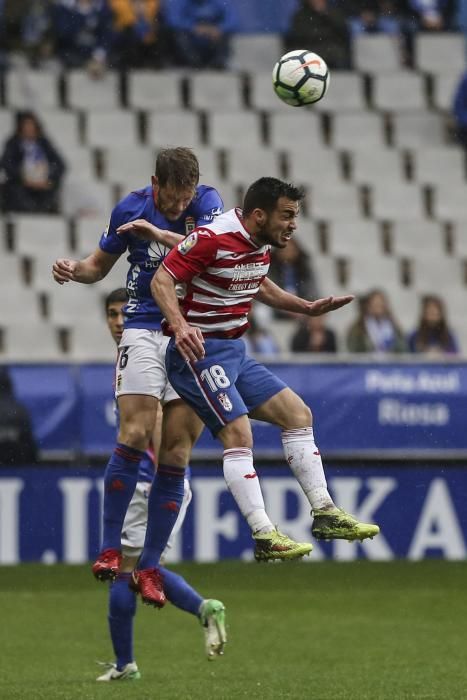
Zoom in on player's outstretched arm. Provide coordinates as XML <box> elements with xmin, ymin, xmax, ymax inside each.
<box><xmin>117</xmin><ymin>219</ymin><xmax>184</xmax><ymax>249</ymax></box>
<box><xmin>257</xmin><ymin>277</ymin><xmax>354</xmax><ymax>316</ymax></box>
<box><xmin>151</xmin><ymin>266</ymin><xmax>205</xmax><ymax>362</ymax></box>
<box><xmin>52</xmin><ymin>249</ymin><xmax>120</xmax><ymax>285</ymax></box>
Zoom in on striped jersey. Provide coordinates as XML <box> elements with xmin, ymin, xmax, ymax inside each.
<box><xmin>162</xmin><ymin>208</ymin><xmax>270</xmax><ymax>338</ymax></box>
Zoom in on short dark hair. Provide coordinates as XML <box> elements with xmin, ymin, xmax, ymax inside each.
<box><xmin>243</xmin><ymin>177</ymin><xmax>305</xmax><ymax>215</ymax></box>
<box><xmin>105</xmin><ymin>288</ymin><xmax>127</xmax><ymax>312</ymax></box>
<box><xmin>155</xmin><ymin>147</ymin><xmax>200</xmax><ymax>189</ymax></box>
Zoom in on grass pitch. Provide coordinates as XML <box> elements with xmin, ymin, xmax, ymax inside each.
<box><xmin>1</xmin><ymin>561</ymin><xmax>466</xmax><ymax>700</ymax></box>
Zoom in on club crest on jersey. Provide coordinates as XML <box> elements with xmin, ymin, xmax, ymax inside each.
<box><xmin>185</xmin><ymin>216</ymin><xmax>195</xmax><ymax>235</ymax></box>
<box><xmin>178</xmin><ymin>231</ymin><xmax>198</xmax><ymax>255</ymax></box>
<box><xmin>218</xmin><ymin>392</ymin><xmax>233</xmax><ymax>412</ymax></box>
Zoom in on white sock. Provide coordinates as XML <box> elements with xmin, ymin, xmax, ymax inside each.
<box><xmin>223</xmin><ymin>448</ymin><xmax>274</xmax><ymax>534</ymax></box>
<box><xmin>281</xmin><ymin>427</ymin><xmax>335</xmax><ymax>512</ymax></box>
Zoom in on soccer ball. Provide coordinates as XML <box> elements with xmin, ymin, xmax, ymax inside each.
<box><xmin>272</xmin><ymin>50</ymin><xmax>330</xmax><ymax>107</ymax></box>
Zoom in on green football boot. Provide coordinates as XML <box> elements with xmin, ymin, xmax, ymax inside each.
<box><xmin>312</xmin><ymin>508</ymin><xmax>380</xmax><ymax>542</ymax></box>
<box><xmin>199</xmin><ymin>599</ymin><xmax>227</xmax><ymax>660</ymax></box>
<box><xmin>96</xmin><ymin>661</ymin><xmax>141</xmax><ymax>681</ymax></box>
<box><xmin>253</xmin><ymin>528</ymin><xmax>313</xmax><ymax>562</ymax></box>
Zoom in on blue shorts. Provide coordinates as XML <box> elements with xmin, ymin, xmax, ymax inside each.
<box><xmin>165</xmin><ymin>337</ymin><xmax>287</xmax><ymax>436</ymax></box>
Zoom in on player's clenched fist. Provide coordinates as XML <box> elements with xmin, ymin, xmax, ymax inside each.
<box><xmin>52</xmin><ymin>258</ymin><xmax>79</xmax><ymax>284</ymax></box>
<box><xmin>174</xmin><ymin>325</ymin><xmax>205</xmax><ymax>363</ymax></box>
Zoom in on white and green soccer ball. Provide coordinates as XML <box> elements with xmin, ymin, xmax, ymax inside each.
<box><xmin>272</xmin><ymin>50</ymin><xmax>330</xmax><ymax>107</ymax></box>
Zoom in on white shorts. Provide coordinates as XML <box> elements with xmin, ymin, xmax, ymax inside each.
<box><xmin>115</xmin><ymin>328</ymin><xmax>179</xmax><ymax>404</ymax></box>
<box><xmin>121</xmin><ymin>478</ymin><xmax>193</xmax><ymax>558</ymax></box>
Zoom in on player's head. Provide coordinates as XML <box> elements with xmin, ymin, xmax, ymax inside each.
<box><xmin>105</xmin><ymin>288</ymin><xmax>127</xmax><ymax>344</ymax></box>
<box><xmin>152</xmin><ymin>147</ymin><xmax>200</xmax><ymax>221</ymax></box>
<box><xmin>242</xmin><ymin>177</ymin><xmax>304</xmax><ymax>249</ymax></box>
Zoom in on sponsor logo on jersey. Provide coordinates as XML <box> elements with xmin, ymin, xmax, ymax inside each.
<box><xmin>218</xmin><ymin>392</ymin><xmax>233</xmax><ymax>412</ymax></box>
<box><xmin>177</xmin><ymin>231</ymin><xmax>198</xmax><ymax>255</ymax></box>
<box><xmin>200</xmin><ymin>206</ymin><xmax>222</xmax><ymax>221</ymax></box>
<box><xmin>185</xmin><ymin>216</ymin><xmax>196</xmax><ymax>235</ymax></box>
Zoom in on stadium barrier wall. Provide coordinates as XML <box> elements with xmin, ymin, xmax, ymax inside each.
<box><xmin>7</xmin><ymin>361</ymin><xmax>467</xmax><ymax>460</ymax></box>
<box><xmin>0</xmin><ymin>466</ymin><xmax>466</xmax><ymax>564</ymax></box>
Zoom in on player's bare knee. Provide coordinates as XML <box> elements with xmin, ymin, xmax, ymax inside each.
<box><xmin>119</xmin><ymin>421</ymin><xmax>152</xmax><ymax>451</ymax></box>
<box><xmin>284</xmin><ymin>400</ymin><xmax>312</xmax><ymax>429</ymax></box>
<box><xmin>218</xmin><ymin>419</ymin><xmax>253</xmax><ymax>450</ymax></box>
<box><xmin>160</xmin><ymin>444</ymin><xmax>190</xmax><ymax>469</ymax></box>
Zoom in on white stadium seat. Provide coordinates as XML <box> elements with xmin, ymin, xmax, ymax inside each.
<box><xmin>350</xmin><ymin>149</ymin><xmax>405</xmax><ymax>185</ymax></box>
<box><xmin>2</xmin><ymin>322</ymin><xmax>63</xmax><ymax>361</ymax></box>
<box><xmin>326</xmin><ymin>220</ymin><xmax>383</xmax><ymax>259</ymax></box>
<box><xmin>5</xmin><ymin>69</ymin><xmax>60</xmax><ymax>110</ymax></box>
<box><xmin>415</xmin><ymin>34</ymin><xmax>465</xmax><ymax>75</ymax></box>
<box><xmin>230</xmin><ymin>34</ymin><xmax>282</xmax><ymax>72</ymax></box>
<box><xmin>286</xmin><ymin>147</ymin><xmax>342</xmax><ymax>186</ymax></box>
<box><xmin>61</xmin><ymin>179</ymin><xmax>115</xmax><ymax>218</ymax></box>
<box><xmin>86</xmin><ymin>111</ymin><xmax>139</xmax><ymax>148</ymax></box>
<box><xmin>410</xmin><ymin>258</ymin><xmax>464</xmax><ymax>291</ymax></box>
<box><xmin>432</xmin><ymin>183</ymin><xmax>467</xmax><ymax>221</ymax></box>
<box><xmin>390</xmin><ymin>221</ymin><xmax>447</xmax><ymax>259</ymax></box>
<box><xmin>189</xmin><ymin>71</ymin><xmax>244</xmax><ymax>110</ymax></box>
<box><xmin>391</xmin><ymin>112</ymin><xmax>446</xmax><ymax>148</ymax></box>
<box><xmin>74</xmin><ymin>217</ymin><xmax>108</xmax><ymax>256</ymax></box>
<box><xmin>36</xmin><ymin>110</ymin><xmax>82</xmax><ymax>150</ymax></box>
<box><xmin>269</xmin><ymin>111</ymin><xmax>323</xmax><ymax>151</ymax></box>
<box><xmin>0</xmin><ymin>288</ymin><xmax>43</xmax><ymax>323</ymax></box>
<box><xmin>226</xmin><ymin>148</ymin><xmax>282</xmax><ymax>186</ymax></box>
<box><xmin>332</xmin><ymin>112</ymin><xmax>386</xmax><ymax>149</ymax></box>
<box><xmin>103</xmin><ymin>147</ymin><xmax>155</xmax><ymax>186</ymax></box>
<box><xmin>62</xmin><ymin>147</ymin><xmax>96</xmax><ymax>181</ymax></box>
<box><xmin>371</xmin><ymin>182</ymin><xmax>426</xmax><ymax>221</ymax></box>
<box><xmin>372</xmin><ymin>71</ymin><xmax>427</xmax><ymax>111</ymax></box>
<box><xmin>48</xmin><ymin>283</ymin><xmax>105</xmax><ymax>324</ymax></box>
<box><xmin>98</xmin><ymin>256</ymin><xmax>131</xmax><ymax>294</ymax></box>
<box><xmin>67</xmin><ymin>70</ymin><xmax>121</xmax><ymax>110</ymax></box>
<box><xmin>432</xmin><ymin>71</ymin><xmax>464</xmax><ymax>111</ymax></box>
<box><xmin>12</xmin><ymin>214</ymin><xmax>71</xmax><ymax>257</ymax></box>
<box><xmin>0</xmin><ymin>109</ymin><xmax>14</xmax><ymax>147</ymax></box>
<box><xmin>67</xmin><ymin>322</ymin><xmax>117</xmax><ymax>361</ymax></box>
<box><xmin>354</xmin><ymin>35</ymin><xmax>402</xmax><ymax>74</ymax></box>
<box><xmin>411</xmin><ymin>147</ymin><xmax>465</xmax><ymax>187</ymax></box>
<box><xmin>146</xmin><ymin>111</ymin><xmax>202</xmax><ymax>149</ymax></box>
<box><xmin>249</xmin><ymin>73</ymin><xmax>293</xmax><ymax>112</ymax></box>
<box><xmin>314</xmin><ymin>72</ymin><xmax>366</xmax><ymax>112</ymax></box>
<box><xmin>310</xmin><ymin>183</ymin><xmax>362</xmax><ymax>221</ymax></box>
<box><xmin>127</xmin><ymin>70</ymin><xmax>184</xmax><ymax>110</ymax></box>
<box><xmin>208</xmin><ymin>112</ymin><xmax>263</xmax><ymax>149</ymax></box>
<box><xmin>346</xmin><ymin>256</ymin><xmax>403</xmax><ymax>292</ymax></box>
<box><xmin>450</xmin><ymin>220</ymin><xmax>467</xmax><ymax>257</ymax></box>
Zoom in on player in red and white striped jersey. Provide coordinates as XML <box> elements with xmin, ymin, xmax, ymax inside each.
<box><xmin>154</xmin><ymin>177</ymin><xmax>380</xmax><ymax>563</ymax></box>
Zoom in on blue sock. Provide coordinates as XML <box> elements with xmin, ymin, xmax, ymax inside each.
<box><xmin>160</xmin><ymin>566</ymin><xmax>204</xmax><ymax>617</ymax></box>
<box><xmin>102</xmin><ymin>443</ymin><xmax>145</xmax><ymax>551</ymax></box>
<box><xmin>137</xmin><ymin>464</ymin><xmax>185</xmax><ymax>570</ymax></box>
<box><xmin>108</xmin><ymin>573</ymin><xmax>137</xmax><ymax>670</ymax></box>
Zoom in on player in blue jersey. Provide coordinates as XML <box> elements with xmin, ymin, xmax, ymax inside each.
<box><xmin>53</xmin><ymin>148</ymin><xmax>224</xmax><ymax>606</ymax></box>
<box><xmin>96</xmin><ymin>288</ymin><xmax>226</xmax><ymax>680</ymax></box>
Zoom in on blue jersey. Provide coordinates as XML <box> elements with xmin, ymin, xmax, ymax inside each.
<box><xmin>99</xmin><ymin>184</ymin><xmax>224</xmax><ymax>330</ymax></box>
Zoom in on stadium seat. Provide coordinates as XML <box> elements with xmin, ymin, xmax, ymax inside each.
<box><xmin>391</xmin><ymin>112</ymin><xmax>446</xmax><ymax>148</ymax></box>
<box><xmin>346</xmin><ymin>256</ymin><xmax>403</xmax><ymax>292</ymax></box>
<box><xmin>62</xmin><ymin>147</ymin><xmax>96</xmax><ymax>181</ymax></box>
<box><xmin>208</xmin><ymin>112</ymin><xmax>263</xmax><ymax>148</ymax></box>
<box><xmin>432</xmin><ymin>71</ymin><xmax>464</xmax><ymax>111</ymax></box>
<box><xmin>286</xmin><ymin>146</ymin><xmax>342</xmax><ymax>186</ymax></box>
<box><xmin>313</xmin><ymin>72</ymin><xmax>366</xmax><ymax>112</ymax></box>
<box><xmin>411</xmin><ymin>147</ymin><xmax>465</xmax><ymax>187</ymax></box>
<box><xmin>217</xmin><ymin>182</ymin><xmax>240</xmax><ymax>210</ymax></box>
<box><xmin>230</xmin><ymin>34</ymin><xmax>282</xmax><ymax>72</ymax></box>
<box><xmin>310</xmin><ymin>183</ymin><xmax>362</xmax><ymax>221</ymax></box>
<box><xmin>389</xmin><ymin>287</ymin><xmax>420</xmax><ymax>331</ymax></box>
<box><xmin>370</xmin><ymin>182</ymin><xmax>426</xmax><ymax>221</ymax></box>
<box><xmin>326</xmin><ymin>220</ymin><xmax>383</xmax><ymax>259</ymax></box>
<box><xmin>196</xmin><ymin>147</ymin><xmax>222</xmax><ymax>184</ymax></box>
<box><xmin>305</xmin><ymin>253</ymin><xmax>346</xmax><ymax>297</ymax></box>
<box><xmin>2</xmin><ymin>321</ymin><xmax>63</xmax><ymax>361</ymax></box>
<box><xmin>450</xmin><ymin>220</ymin><xmax>467</xmax><ymax>258</ymax></box>
<box><xmin>432</xmin><ymin>183</ymin><xmax>467</xmax><ymax>221</ymax></box>
<box><xmin>36</xmin><ymin>109</ymin><xmax>82</xmax><ymax>150</ymax></box>
<box><xmin>372</xmin><ymin>72</ymin><xmax>427</xmax><ymax>111</ymax></box>
<box><xmin>98</xmin><ymin>256</ymin><xmax>132</xmax><ymax>294</ymax></box>
<box><xmin>0</xmin><ymin>109</ymin><xmax>14</xmax><ymax>147</ymax></box>
<box><xmin>390</xmin><ymin>221</ymin><xmax>447</xmax><ymax>259</ymax></box>
<box><xmin>189</xmin><ymin>72</ymin><xmax>244</xmax><ymax>110</ymax></box>
<box><xmin>74</xmin><ymin>217</ymin><xmax>108</xmax><ymax>256</ymax></box>
<box><xmin>410</xmin><ymin>257</ymin><xmax>464</xmax><ymax>291</ymax></box>
<box><xmin>353</xmin><ymin>34</ymin><xmax>402</xmax><ymax>74</ymax></box>
<box><xmin>225</xmin><ymin>147</ymin><xmax>282</xmax><ymax>186</ymax></box>
<box><xmin>5</xmin><ymin>69</ymin><xmax>60</xmax><ymax>110</ymax></box>
<box><xmin>85</xmin><ymin>111</ymin><xmax>139</xmax><ymax>148</ymax></box>
<box><xmin>47</xmin><ymin>283</ymin><xmax>105</xmax><ymax>324</ymax></box>
<box><xmin>0</xmin><ymin>288</ymin><xmax>43</xmax><ymax>323</ymax></box>
<box><xmin>31</xmin><ymin>254</ymin><xmax>74</xmax><ymax>293</ymax></box>
<box><xmin>66</xmin><ymin>70</ymin><xmax>121</xmax><ymax>110</ymax></box>
<box><xmin>103</xmin><ymin>147</ymin><xmax>155</xmax><ymax>186</ymax></box>
<box><xmin>248</xmin><ymin>73</ymin><xmax>294</xmax><ymax>112</ymax></box>
<box><xmin>415</xmin><ymin>34</ymin><xmax>465</xmax><ymax>75</ymax></box>
<box><xmin>127</xmin><ymin>70</ymin><xmax>184</xmax><ymax>110</ymax></box>
<box><xmin>67</xmin><ymin>322</ymin><xmax>117</xmax><ymax>361</ymax></box>
<box><xmin>0</xmin><ymin>253</ymin><xmax>24</xmax><ymax>286</ymax></box>
<box><xmin>350</xmin><ymin>149</ymin><xmax>405</xmax><ymax>185</ymax></box>
<box><xmin>146</xmin><ymin>111</ymin><xmax>202</xmax><ymax>149</ymax></box>
<box><xmin>331</xmin><ymin>112</ymin><xmax>386</xmax><ymax>149</ymax></box>
<box><xmin>11</xmin><ymin>214</ymin><xmax>71</xmax><ymax>256</ymax></box>
<box><xmin>268</xmin><ymin>111</ymin><xmax>323</xmax><ymax>151</ymax></box>
<box><xmin>61</xmin><ymin>179</ymin><xmax>115</xmax><ymax>218</ymax></box>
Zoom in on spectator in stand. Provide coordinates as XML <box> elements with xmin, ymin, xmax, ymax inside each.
<box><xmin>0</xmin><ymin>367</ymin><xmax>38</xmax><ymax>466</ymax></box>
<box><xmin>453</xmin><ymin>71</ymin><xmax>467</xmax><ymax>149</ymax></box>
<box><xmin>49</xmin><ymin>0</ymin><xmax>112</xmax><ymax>75</ymax></box>
<box><xmin>163</xmin><ymin>0</ymin><xmax>238</xmax><ymax>70</ymax></box>
<box><xmin>243</xmin><ymin>311</ymin><xmax>280</xmax><ymax>357</ymax></box>
<box><xmin>291</xmin><ymin>314</ymin><xmax>337</xmax><ymax>353</ymax></box>
<box><xmin>346</xmin><ymin>289</ymin><xmax>407</xmax><ymax>353</ymax></box>
<box><xmin>109</xmin><ymin>0</ymin><xmax>167</xmax><ymax>68</ymax></box>
<box><xmin>268</xmin><ymin>238</ymin><xmax>319</xmax><ymax>320</ymax></box>
<box><xmin>284</xmin><ymin>0</ymin><xmax>351</xmax><ymax>70</ymax></box>
<box><xmin>408</xmin><ymin>295</ymin><xmax>459</xmax><ymax>355</ymax></box>
<box><xmin>347</xmin><ymin>0</ymin><xmax>402</xmax><ymax>35</ymax></box>
<box><xmin>0</xmin><ymin>111</ymin><xmax>66</xmax><ymax>214</ymax></box>
<box><xmin>407</xmin><ymin>0</ymin><xmax>455</xmax><ymax>30</ymax></box>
